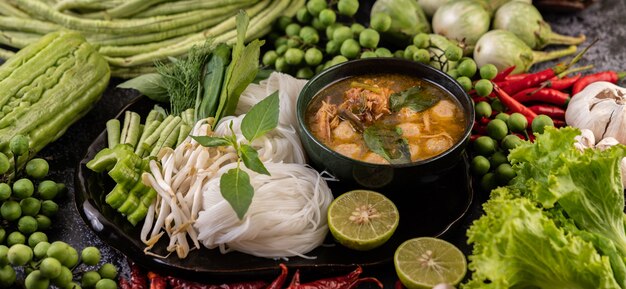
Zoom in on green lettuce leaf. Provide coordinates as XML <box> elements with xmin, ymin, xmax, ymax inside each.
<box><xmin>464</xmin><ymin>188</ymin><xmax>621</xmax><ymax>289</ymax></box>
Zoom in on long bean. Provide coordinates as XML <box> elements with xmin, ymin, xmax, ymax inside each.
<box><xmin>135</xmin><ymin>120</ymin><xmax>161</xmax><ymax>155</ymax></box>
<box><xmin>0</xmin><ymin>47</ymin><xmax>14</xmax><ymax>59</ymax></box>
<box><xmin>54</xmin><ymin>0</ymin><xmax>124</xmax><ymax>12</ymax></box>
<box><xmin>15</xmin><ymin>0</ymin><xmax>250</xmax><ymax>35</ymax></box>
<box><xmin>123</xmin><ymin>111</ymin><xmax>141</xmax><ymax>149</ymax></box>
<box><xmin>106</xmin><ymin>119</ymin><xmax>120</xmax><ymax>149</ymax></box>
<box><xmin>80</xmin><ymin>0</ymin><xmax>171</xmax><ymax>20</ymax></box>
<box><xmin>0</xmin><ymin>30</ymin><xmax>40</xmax><ymax>48</ymax></box>
<box><xmin>150</xmin><ymin>117</ymin><xmax>181</xmax><ymax>156</ymax></box>
<box><xmin>0</xmin><ymin>16</ymin><xmax>62</xmax><ymax>34</ymax></box>
<box><xmin>176</xmin><ymin>124</ymin><xmax>191</xmax><ymax>147</ymax></box>
<box><xmin>110</xmin><ymin>66</ymin><xmax>157</xmax><ymax>79</ymax></box>
<box><xmin>102</xmin><ymin>0</ymin><xmax>271</xmax><ymax>66</ymax></box>
<box><xmin>104</xmin><ymin>0</ymin><xmax>280</xmax><ymax>67</ymax></box>
<box><xmin>91</xmin><ymin>7</ymin><xmax>236</xmax><ymax>49</ymax></box>
<box><xmin>119</xmin><ymin>111</ymin><xmax>131</xmax><ymax>146</ymax></box>
<box><xmin>145</xmin><ymin>109</ymin><xmax>162</xmax><ymax>126</ymax></box>
<box><xmin>0</xmin><ymin>1</ymin><xmax>29</xmax><ymax>18</ymax></box>
<box><xmin>132</xmin><ymin>0</ymin><xmax>258</xmax><ymax>18</ymax></box>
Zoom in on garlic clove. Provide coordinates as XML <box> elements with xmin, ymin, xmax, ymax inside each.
<box><xmin>574</xmin><ymin>129</ymin><xmax>596</xmax><ymax>148</ymax></box>
<box><xmin>596</xmin><ymin>137</ymin><xmax>620</xmax><ymax>151</ymax></box>
<box><xmin>566</xmin><ymin>82</ymin><xmax>626</xmax><ymax>145</ymax></box>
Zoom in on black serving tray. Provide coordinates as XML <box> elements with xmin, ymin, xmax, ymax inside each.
<box><xmin>74</xmin><ymin>96</ymin><xmax>474</xmax><ymax>281</ymax></box>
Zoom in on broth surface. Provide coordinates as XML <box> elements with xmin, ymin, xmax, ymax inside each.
<box><xmin>306</xmin><ymin>73</ymin><xmax>465</xmax><ymax>164</ymax></box>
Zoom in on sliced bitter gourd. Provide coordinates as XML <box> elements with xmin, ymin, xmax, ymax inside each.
<box><xmin>0</xmin><ymin>30</ymin><xmax>110</xmax><ymax>175</ymax></box>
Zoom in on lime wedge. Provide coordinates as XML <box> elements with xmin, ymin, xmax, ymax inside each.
<box><xmin>327</xmin><ymin>190</ymin><xmax>399</xmax><ymax>251</ymax></box>
<box><xmin>394</xmin><ymin>237</ymin><xmax>467</xmax><ymax>289</ymax></box>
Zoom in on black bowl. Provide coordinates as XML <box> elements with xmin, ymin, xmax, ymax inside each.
<box><xmin>296</xmin><ymin>58</ymin><xmax>475</xmax><ymax>192</ymax></box>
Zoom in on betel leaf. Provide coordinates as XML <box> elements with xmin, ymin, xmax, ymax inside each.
<box><xmin>220</xmin><ymin>167</ymin><xmax>254</xmax><ymax>220</ymax></box>
<box><xmin>363</xmin><ymin>125</ymin><xmax>411</xmax><ymax>164</ymax></box>
<box><xmin>239</xmin><ymin>144</ymin><xmax>269</xmax><ymax>175</ymax></box>
<box><xmin>191</xmin><ymin>136</ymin><xmax>232</xmax><ymax>147</ymax></box>
<box><xmin>117</xmin><ymin>73</ymin><xmax>169</xmax><ymax>103</ymax></box>
<box><xmin>389</xmin><ymin>86</ymin><xmax>440</xmax><ymax>112</ymax></box>
<box><xmin>241</xmin><ymin>90</ymin><xmax>279</xmax><ymax>141</ymax></box>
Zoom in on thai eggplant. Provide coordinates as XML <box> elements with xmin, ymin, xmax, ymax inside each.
<box><xmin>473</xmin><ymin>30</ymin><xmax>578</xmax><ymax>74</ymax></box>
<box><xmin>432</xmin><ymin>0</ymin><xmax>490</xmax><ymax>51</ymax></box>
<box><xmin>493</xmin><ymin>1</ymin><xmax>585</xmax><ymax>49</ymax></box>
<box><xmin>371</xmin><ymin>0</ymin><xmax>431</xmax><ymax>44</ymax></box>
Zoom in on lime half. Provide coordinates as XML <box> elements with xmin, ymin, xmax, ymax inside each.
<box><xmin>328</xmin><ymin>190</ymin><xmax>399</xmax><ymax>250</ymax></box>
<box><xmin>394</xmin><ymin>237</ymin><xmax>467</xmax><ymax>289</ymax></box>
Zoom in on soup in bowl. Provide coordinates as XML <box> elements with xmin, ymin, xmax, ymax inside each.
<box><xmin>296</xmin><ymin>58</ymin><xmax>474</xmax><ymax>189</ymax></box>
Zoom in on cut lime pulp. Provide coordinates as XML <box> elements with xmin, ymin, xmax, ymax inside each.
<box><xmin>327</xmin><ymin>190</ymin><xmax>399</xmax><ymax>251</ymax></box>
<box><xmin>394</xmin><ymin>237</ymin><xmax>467</xmax><ymax>289</ymax></box>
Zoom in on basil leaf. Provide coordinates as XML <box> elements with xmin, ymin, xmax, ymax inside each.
<box><xmin>241</xmin><ymin>90</ymin><xmax>279</xmax><ymax>141</ymax></box>
<box><xmin>117</xmin><ymin>73</ymin><xmax>169</xmax><ymax>103</ymax></box>
<box><xmin>363</xmin><ymin>125</ymin><xmax>411</xmax><ymax>164</ymax></box>
<box><xmin>240</xmin><ymin>144</ymin><xmax>270</xmax><ymax>175</ymax></box>
<box><xmin>389</xmin><ymin>86</ymin><xmax>440</xmax><ymax>112</ymax></box>
<box><xmin>191</xmin><ymin>136</ymin><xmax>231</xmax><ymax>147</ymax></box>
<box><xmin>220</xmin><ymin>167</ymin><xmax>254</xmax><ymax>220</ymax></box>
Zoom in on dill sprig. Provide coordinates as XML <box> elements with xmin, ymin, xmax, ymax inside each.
<box><xmin>155</xmin><ymin>40</ymin><xmax>213</xmax><ymax>116</ymax></box>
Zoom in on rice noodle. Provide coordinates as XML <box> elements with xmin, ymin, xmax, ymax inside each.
<box><xmin>142</xmin><ymin>72</ymin><xmax>334</xmax><ymax>259</ymax></box>
<box><xmin>195</xmin><ymin>162</ymin><xmax>333</xmax><ymax>259</ymax></box>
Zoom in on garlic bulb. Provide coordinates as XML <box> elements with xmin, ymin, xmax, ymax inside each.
<box><xmin>574</xmin><ymin>129</ymin><xmax>626</xmax><ymax>187</ymax></box>
<box><xmin>565</xmin><ymin>81</ymin><xmax>626</xmax><ymax>144</ymax></box>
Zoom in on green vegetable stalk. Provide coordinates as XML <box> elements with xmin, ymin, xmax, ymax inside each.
<box><xmin>493</xmin><ymin>1</ymin><xmax>586</xmax><ymax>49</ymax></box>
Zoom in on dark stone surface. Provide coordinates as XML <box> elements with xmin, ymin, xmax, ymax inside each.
<box><xmin>2</xmin><ymin>0</ymin><xmax>625</xmax><ymax>287</ymax></box>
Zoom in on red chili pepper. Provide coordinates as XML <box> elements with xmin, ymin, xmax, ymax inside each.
<box><xmin>129</xmin><ymin>262</ymin><xmax>148</xmax><ymax>289</ymax></box>
<box><xmin>503</xmin><ymin>73</ymin><xmax>530</xmax><ymax>82</ymax></box>
<box><xmin>344</xmin><ymin>278</ymin><xmax>384</xmax><ymax>289</ymax></box>
<box><xmin>571</xmin><ymin>71</ymin><xmax>626</xmax><ymax>95</ymax></box>
<box><xmin>472</xmin><ymin>122</ymin><xmax>487</xmax><ymax>135</ymax></box>
<box><xmin>492</xmin><ymin>66</ymin><xmax>516</xmax><ymax>82</ymax></box>
<box><xmin>492</xmin><ymin>83</ymin><xmax>537</xmax><ymax>124</ymax></box>
<box><xmin>511</xmin><ymin>88</ymin><xmax>570</xmax><ymax>106</ymax></box>
<box><xmin>470</xmin><ymin>134</ymin><xmax>483</xmax><ymax>142</ymax></box>
<box><xmin>266</xmin><ymin>264</ymin><xmax>289</xmax><ymax>289</ymax></box>
<box><xmin>148</xmin><ymin>272</ymin><xmax>167</xmax><ymax>289</ymax></box>
<box><xmin>479</xmin><ymin>116</ymin><xmax>490</xmax><ymax>125</ymax></box>
<box><xmin>542</xmin><ymin>74</ymin><xmax>581</xmax><ymax>91</ymax></box>
<box><xmin>499</xmin><ymin>43</ymin><xmax>593</xmax><ymax>95</ymax></box>
<box><xmin>528</xmin><ymin>105</ymin><xmax>566</xmax><ymax>119</ymax></box>
<box><xmin>554</xmin><ymin>119</ymin><xmax>566</xmax><ymax>127</ymax></box>
<box><xmin>395</xmin><ymin>280</ymin><xmax>405</xmax><ymax>289</ymax></box>
<box><xmin>287</xmin><ymin>267</ymin><xmax>363</xmax><ymax>289</ymax></box>
<box><xmin>119</xmin><ymin>278</ymin><xmax>132</xmax><ymax>289</ymax></box>
<box><xmin>499</xmin><ymin>68</ymin><xmax>560</xmax><ymax>95</ymax></box>
<box><xmin>167</xmin><ymin>277</ymin><xmax>267</xmax><ymax>289</ymax></box>
<box><xmin>471</xmin><ymin>96</ymin><xmax>489</xmax><ymax>103</ymax></box>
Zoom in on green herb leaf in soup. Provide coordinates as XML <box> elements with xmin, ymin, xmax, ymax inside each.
<box><xmin>220</xmin><ymin>168</ymin><xmax>254</xmax><ymax>220</ymax></box>
<box><xmin>239</xmin><ymin>144</ymin><xmax>270</xmax><ymax>175</ymax></box>
<box><xmin>389</xmin><ymin>86</ymin><xmax>441</xmax><ymax>113</ymax></box>
<box><xmin>241</xmin><ymin>90</ymin><xmax>280</xmax><ymax>142</ymax></box>
<box><xmin>364</xmin><ymin>125</ymin><xmax>411</xmax><ymax>164</ymax></box>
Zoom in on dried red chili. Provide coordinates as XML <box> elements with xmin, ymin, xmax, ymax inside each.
<box><xmin>129</xmin><ymin>261</ymin><xmax>148</xmax><ymax>289</ymax></box>
<box><xmin>167</xmin><ymin>276</ymin><xmax>267</xmax><ymax>289</ymax></box>
<box><xmin>286</xmin><ymin>266</ymin><xmax>365</xmax><ymax>289</ymax></box>
<box><xmin>148</xmin><ymin>272</ymin><xmax>167</xmax><ymax>289</ymax></box>
<box><xmin>119</xmin><ymin>277</ymin><xmax>132</xmax><ymax>289</ymax></box>
<box><xmin>266</xmin><ymin>264</ymin><xmax>289</xmax><ymax>289</ymax></box>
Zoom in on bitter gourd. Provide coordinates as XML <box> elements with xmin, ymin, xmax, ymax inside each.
<box><xmin>0</xmin><ymin>30</ymin><xmax>110</xmax><ymax>175</ymax></box>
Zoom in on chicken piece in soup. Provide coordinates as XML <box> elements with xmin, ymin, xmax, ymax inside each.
<box><xmin>307</xmin><ymin>73</ymin><xmax>466</xmax><ymax>164</ymax></box>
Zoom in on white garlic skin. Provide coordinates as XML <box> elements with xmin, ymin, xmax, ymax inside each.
<box><xmin>565</xmin><ymin>81</ymin><xmax>626</xmax><ymax>145</ymax></box>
